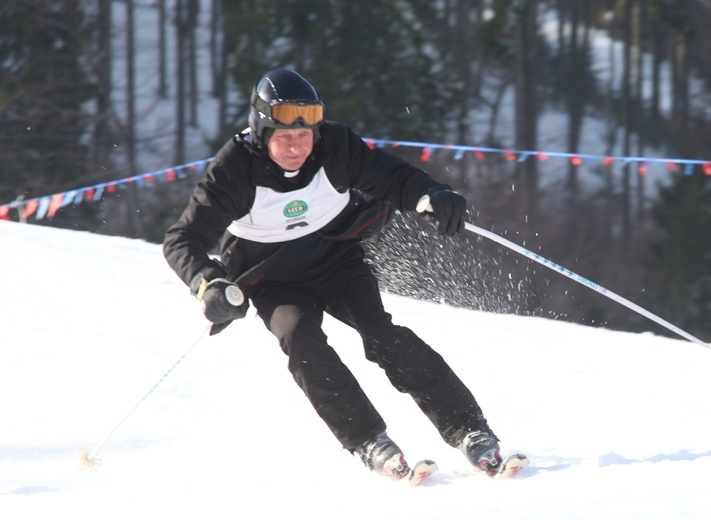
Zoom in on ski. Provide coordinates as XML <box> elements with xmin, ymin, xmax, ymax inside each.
<box><xmin>494</xmin><ymin>453</ymin><xmax>529</xmax><ymax>479</ymax></box>
<box><xmin>409</xmin><ymin>459</ymin><xmax>438</xmax><ymax>486</ymax></box>
<box><xmin>404</xmin><ymin>454</ymin><xmax>525</xmax><ymax>486</ymax></box>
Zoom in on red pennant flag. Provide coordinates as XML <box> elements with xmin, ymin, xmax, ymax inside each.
<box><xmin>107</xmin><ymin>183</ymin><xmax>117</xmax><ymax>193</ymax></box>
<box><xmin>571</xmin><ymin>155</ymin><xmax>583</xmax><ymax>166</ymax></box>
<box><xmin>638</xmin><ymin>162</ymin><xmax>648</xmax><ymax>176</ymax></box>
<box><xmin>23</xmin><ymin>199</ymin><xmax>39</xmax><ymax>219</ymax></box>
<box><xmin>365</xmin><ymin>140</ymin><xmax>375</xmax><ymax>149</ymax></box>
<box><xmin>48</xmin><ymin>194</ymin><xmax>64</xmax><ymax>218</ymax></box>
<box><xmin>167</xmin><ymin>169</ymin><xmax>176</xmax><ymax>181</ymax></box>
<box><xmin>536</xmin><ymin>151</ymin><xmax>549</xmax><ymax>160</ymax></box>
<box><xmin>0</xmin><ymin>205</ymin><xmax>10</xmax><ymax>220</ymax></box>
<box><xmin>603</xmin><ymin>157</ymin><xmax>614</xmax><ymax>166</ymax></box>
<box><xmin>420</xmin><ymin>147</ymin><xmax>432</xmax><ymax>162</ymax></box>
<box><xmin>85</xmin><ymin>188</ymin><xmax>95</xmax><ymax>201</ymax></box>
<box><xmin>145</xmin><ymin>174</ymin><xmax>154</xmax><ymax>183</ymax></box>
<box><xmin>504</xmin><ymin>149</ymin><xmax>516</xmax><ymax>161</ymax></box>
<box><xmin>666</xmin><ymin>161</ymin><xmax>679</xmax><ymax>173</ymax></box>
<box><xmin>704</xmin><ymin>162</ymin><xmax>711</xmax><ymax>176</ymax></box>
<box><xmin>473</xmin><ymin>149</ymin><xmax>485</xmax><ymax>160</ymax></box>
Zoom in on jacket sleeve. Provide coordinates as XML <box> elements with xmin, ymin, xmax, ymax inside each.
<box><xmin>163</xmin><ymin>156</ymin><xmax>253</xmax><ymax>289</ymax></box>
<box><xmin>322</xmin><ymin>123</ymin><xmax>447</xmax><ymax>211</ymax></box>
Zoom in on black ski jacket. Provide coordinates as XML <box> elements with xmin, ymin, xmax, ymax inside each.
<box><xmin>163</xmin><ymin>121</ymin><xmax>447</xmax><ymax>296</ymax></box>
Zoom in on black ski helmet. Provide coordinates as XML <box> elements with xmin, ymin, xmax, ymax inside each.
<box><xmin>248</xmin><ymin>68</ymin><xmax>324</xmax><ymax>149</ymax></box>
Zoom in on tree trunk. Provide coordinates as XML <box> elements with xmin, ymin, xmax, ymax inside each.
<box><xmin>650</xmin><ymin>17</ymin><xmax>662</xmax><ymax>143</ymax></box>
<box><xmin>672</xmin><ymin>32</ymin><xmax>690</xmax><ymax>150</ymax></box>
<box><xmin>125</xmin><ymin>0</ymin><xmax>143</xmax><ymax>237</ymax></box>
<box><xmin>175</xmin><ymin>0</ymin><xmax>186</xmax><ymax>164</ymax></box>
<box><xmin>513</xmin><ymin>0</ymin><xmax>539</xmax><ymax>226</ymax></box>
<box><xmin>210</xmin><ymin>0</ymin><xmax>221</xmax><ymax>97</ymax></box>
<box><xmin>93</xmin><ymin>0</ymin><xmax>112</xmax><ymax>163</ymax></box>
<box><xmin>621</xmin><ymin>0</ymin><xmax>633</xmax><ymax>249</ymax></box>
<box><xmin>218</xmin><ymin>12</ymin><xmax>232</xmax><ymax>134</ymax></box>
<box><xmin>565</xmin><ymin>0</ymin><xmax>589</xmax><ymax>192</ymax></box>
<box><xmin>472</xmin><ymin>0</ymin><xmax>485</xmax><ymax>97</ymax></box>
<box><xmin>158</xmin><ymin>0</ymin><xmax>167</xmax><ymax>98</ymax></box>
<box><xmin>632</xmin><ymin>0</ymin><xmax>645</xmax><ymax>222</ymax></box>
<box><xmin>188</xmin><ymin>0</ymin><xmax>199</xmax><ymax>128</ymax></box>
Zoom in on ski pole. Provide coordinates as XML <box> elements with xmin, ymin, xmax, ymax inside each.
<box><xmin>417</xmin><ymin>195</ymin><xmax>711</xmax><ymax>351</ymax></box>
<box><xmin>77</xmin><ymin>323</ymin><xmax>211</xmax><ymax>471</ymax></box>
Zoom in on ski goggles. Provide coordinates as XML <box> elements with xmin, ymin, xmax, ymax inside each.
<box><xmin>270</xmin><ymin>102</ymin><xmax>324</xmax><ymax>126</ymax></box>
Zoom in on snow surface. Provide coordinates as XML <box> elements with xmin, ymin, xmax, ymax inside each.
<box><xmin>1</xmin><ymin>220</ymin><xmax>711</xmax><ymax>519</ymax></box>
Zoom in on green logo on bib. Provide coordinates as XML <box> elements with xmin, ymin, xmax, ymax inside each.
<box><xmin>284</xmin><ymin>200</ymin><xmax>308</xmax><ymax>218</ymax></box>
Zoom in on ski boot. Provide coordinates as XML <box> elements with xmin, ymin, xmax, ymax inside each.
<box><xmin>355</xmin><ymin>432</ymin><xmax>410</xmax><ymax>480</ymax></box>
<box><xmin>458</xmin><ymin>429</ymin><xmax>502</xmax><ymax>477</ymax></box>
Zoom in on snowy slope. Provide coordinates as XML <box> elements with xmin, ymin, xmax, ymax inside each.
<box><xmin>1</xmin><ymin>220</ymin><xmax>710</xmax><ymax>520</ymax></box>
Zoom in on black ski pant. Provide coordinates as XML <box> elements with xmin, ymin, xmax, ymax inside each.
<box><xmin>251</xmin><ymin>255</ymin><xmax>493</xmax><ymax>451</ymax></box>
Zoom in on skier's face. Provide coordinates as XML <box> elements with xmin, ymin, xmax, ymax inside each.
<box><xmin>267</xmin><ymin>128</ymin><xmax>314</xmax><ymax>171</ymax></box>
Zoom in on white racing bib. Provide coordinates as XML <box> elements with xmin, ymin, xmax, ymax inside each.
<box><xmin>227</xmin><ymin>167</ymin><xmax>350</xmax><ymax>243</ymax></box>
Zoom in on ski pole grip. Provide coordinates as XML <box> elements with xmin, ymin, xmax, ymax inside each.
<box><xmin>224</xmin><ymin>284</ymin><xmax>245</xmax><ymax>307</ymax></box>
<box><xmin>197</xmin><ymin>277</ymin><xmax>245</xmax><ymax>307</ymax></box>
<box><xmin>416</xmin><ymin>194</ymin><xmax>434</xmax><ymax>213</ymax></box>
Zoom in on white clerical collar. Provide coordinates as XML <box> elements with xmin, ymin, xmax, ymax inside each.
<box><xmin>283</xmin><ymin>169</ymin><xmax>300</xmax><ymax>178</ymax></box>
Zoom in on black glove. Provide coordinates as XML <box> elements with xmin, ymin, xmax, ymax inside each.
<box><xmin>427</xmin><ymin>189</ymin><xmax>467</xmax><ymax>236</ymax></box>
<box><xmin>198</xmin><ymin>279</ymin><xmax>249</xmax><ymax>323</ymax></box>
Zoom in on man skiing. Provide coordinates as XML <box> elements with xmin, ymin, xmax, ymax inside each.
<box><xmin>163</xmin><ymin>68</ymin><xmax>502</xmax><ymax>480</ymax></box>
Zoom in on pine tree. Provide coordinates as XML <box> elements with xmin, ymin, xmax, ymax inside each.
<box><xmin>219</xmin><ymin>0</ymin><xmax>461</xmax><ymax>142</ymax></box>
<box><xmin>645</xmin><ymin>172</ymin><xmax>711</xmax><ymax>338</ymax></box>
<box><xmin>0</xmin><ymin>0</ymin><xmax>96</xmax><ymax>204</ymax></box>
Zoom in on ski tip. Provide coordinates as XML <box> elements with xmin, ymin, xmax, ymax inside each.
<box><xmin>409</xmin><ymin>459</ymin><xmax>438</xmax><ymax>487</ymax></box>
<box><xmin>495</xmin><ymin>453</ymin><xmax>529</xmax><ymax>479</ymax></box>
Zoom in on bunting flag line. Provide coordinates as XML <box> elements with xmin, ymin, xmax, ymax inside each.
<box><xmin>362</xmin><ymin>138</ymin><xmax>711</xmax><ymax>177</ymax></box>
<box><xmin>0</xmin><ymin>158</ymin><xmax>211</xmax><ymax>222</ymax></box>
<box><xmin>2</xmin><ymin>138</ymin><xmax>710</xmax><ymax>223</ymax></box>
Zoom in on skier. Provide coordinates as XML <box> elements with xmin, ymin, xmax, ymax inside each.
<box><xmin>163</xmin><ymin>68</ymin><xmax>501</xmax><ymax>480</ymax></box>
